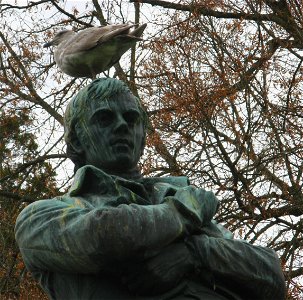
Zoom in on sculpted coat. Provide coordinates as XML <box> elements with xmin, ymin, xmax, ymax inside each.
<box><xmin>15</xmin><ymin>78</ymin><xmax>286</xmax><ymax>300</ymax></box>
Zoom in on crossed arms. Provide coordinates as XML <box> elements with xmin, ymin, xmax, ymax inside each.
<box><xmin>15</xmin><ymin>176</ymin><xmax>286</xmax><ymax>299</ymax></box>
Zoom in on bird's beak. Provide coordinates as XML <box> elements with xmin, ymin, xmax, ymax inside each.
<box><xmin>43</xmin><ymin>41</ymin><xmax>53</xmax><ymax>48</ymax></box>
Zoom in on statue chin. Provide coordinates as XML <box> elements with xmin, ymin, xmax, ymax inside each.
<box><xmin>110</xmin><ymin>145</ymin><xmax>139</xmax><ymax>170</ymax></box>
<box><xmin>97</xmin><ymin>156</ymin><xmax>137</xmax><ymax>175</ymax></box>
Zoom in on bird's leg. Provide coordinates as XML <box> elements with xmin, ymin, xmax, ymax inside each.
<box><xmin>90</xmin><ymin>68</ymin><xmax>96</xmax><ymax>80</ymax></box>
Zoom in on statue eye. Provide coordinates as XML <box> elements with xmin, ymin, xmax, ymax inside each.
<box><xmin>96</xmin><ymin>110</ymin><xmax>114</xmax><ymax>127</ymax></box>
<box><xmin>123</xmin><ymin>111</ymin><xmax>140</xmax><ymax>125</ymax></box>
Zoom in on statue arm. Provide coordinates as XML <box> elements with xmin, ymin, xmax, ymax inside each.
<box><xmin>187</xmin><ymin>234</ymin><xmax>286</xmax><ymax>300</ymax></box>
<box><xmin>15</xmin><ymin>197</ymin><xmax>194</xmax><ymax>274</ymax></box>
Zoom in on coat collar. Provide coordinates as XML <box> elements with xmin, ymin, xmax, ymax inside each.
<box><xmin>68</xmin><ymin>165</ymin><xmax>189</xmax><ymax>197</ymax></box>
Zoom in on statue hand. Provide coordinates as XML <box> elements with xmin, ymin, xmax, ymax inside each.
<box><xmin>123</xmin><ymin>242</ymin><xmax>194</xmax><ymax>295</ymax></box>
<box><xmin>166</xmin><ymin>186</ymin><xmax>218</xmax><ymax>232</ymax></box>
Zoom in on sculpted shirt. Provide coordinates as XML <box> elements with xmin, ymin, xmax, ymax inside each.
<box><xmin>15</xmin><ymin>165</ymin><xmax>285</xmax><ymax>300</ymax></box>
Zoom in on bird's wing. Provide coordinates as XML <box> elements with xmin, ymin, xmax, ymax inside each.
<box><xmin>62</xmin><ymin>25</ymin><xmax>134</xmax><ymax>55</ymax></box>
<box><xmin>96</xmin><ymin>24</ymin><xmax>135</xmax><ymax>43</ymax></box>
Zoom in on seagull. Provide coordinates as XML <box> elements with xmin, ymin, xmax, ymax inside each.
<box><xmin>43</xmin><ymin>24</ymin><xmax>147</xmax><ymax>78</ymax></box>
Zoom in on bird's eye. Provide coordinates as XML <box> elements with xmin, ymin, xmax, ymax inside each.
<box><xmin>123</xmin><ymin>111</ymin><xmax>140</xmax><ymax>125</ymax></box>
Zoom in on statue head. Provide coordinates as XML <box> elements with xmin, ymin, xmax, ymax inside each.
<box><xmin>64</xmin><ymin>78</ymin><xmax>148</xmax><ymax>176</ymax></box>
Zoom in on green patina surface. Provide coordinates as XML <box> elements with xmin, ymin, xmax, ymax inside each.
<box><xmin>15</xmin><ymin>165</ymin><xmax>285</xmax><ymax>300</ymax></box>
<box><xmin>14</xmin><ymin>78</ymin><xmax>286</xmax><ymax>300</ymax></box>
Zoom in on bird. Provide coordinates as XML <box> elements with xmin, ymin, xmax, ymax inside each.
<box><xmin>43</xmin><ymin>24</ymin><xmax>147</xmax><ymax>78</ymax></box>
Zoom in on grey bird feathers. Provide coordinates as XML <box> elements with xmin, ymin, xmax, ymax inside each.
<box><xmin>44</xmin><ymin>24</ymin><xmax>147</xmax><ymax>78</ymax></box>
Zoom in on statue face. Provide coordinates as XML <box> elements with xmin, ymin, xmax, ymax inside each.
<box><xmin>75</xmin><ymin>92</ymin><xmax>144</xmax><ymax>173</ymax></box>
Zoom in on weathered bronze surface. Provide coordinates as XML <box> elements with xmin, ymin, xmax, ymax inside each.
<box><xmin>15</xmin><ymin>78</ymin><xmax>286</xmax><ymax>299</ymax></box>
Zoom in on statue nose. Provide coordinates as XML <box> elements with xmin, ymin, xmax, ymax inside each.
<box><xmin>114</xmin><ymin>115</ymin><xmax>128</xmax><ymax>132</ymax></box>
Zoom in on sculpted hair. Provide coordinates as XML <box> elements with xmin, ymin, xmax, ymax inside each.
<box><xmin>64</xmin><ymin>78</ymin><xmax>148</xmax><ymax>173</ymax></box>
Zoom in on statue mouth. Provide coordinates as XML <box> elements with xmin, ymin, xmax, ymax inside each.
<box><xmin>111</xmin><ymin>138</ymin><xmax>133</xmax><ymax>148</ymax></box>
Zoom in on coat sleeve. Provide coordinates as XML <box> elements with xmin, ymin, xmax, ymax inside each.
<box><xmin>186</xmin><ymin>234</ymin><xmax>286</xmax><ymax>300</ymax></box>
<box><xmin>15</xmin><ymin>196</ymin><xmax>189</xmax><ymax>274</ymax></box>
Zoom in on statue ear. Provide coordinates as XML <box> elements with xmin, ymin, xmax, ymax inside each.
<box><xmin>140</xmin><ymin>133</ymin><xmax>146</xmax><ymax>156</ymax></box>
<box><xmin>66</xmin><ymin>127</ymin><xmax>86</xmax><ymax>173</ymax></box>
<box><xmin>69</xmin><ymin>129</ymin><xmax>84</xmax><ymax>154</ymax></box>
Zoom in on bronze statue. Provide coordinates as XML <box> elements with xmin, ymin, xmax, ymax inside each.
<box><xmin>15</xmin><ymin>78</ymin><xmax>286</xmax><ymax>299</ymax></box>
